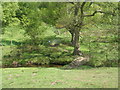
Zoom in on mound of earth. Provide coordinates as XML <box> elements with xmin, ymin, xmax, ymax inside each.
<box><xmin>65</xmin><ymin>56</ymin><xmax>89</xmax><ymax>69</ymax></box>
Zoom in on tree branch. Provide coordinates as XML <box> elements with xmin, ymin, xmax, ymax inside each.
<box><xmin>84</xmin><ymin>10</ymin><xmax>105</xmax><ymax>17</ymax></box>
<box><xmin>69</xmin><ymin>2</ymin><xmax>75</xmax><ymax>5</ymax></box>
<box><xmin>89</xmin><ymin>2</ymin><xmax>93</xmax><ymax>7</ymax></box>
<box><xmin>81</xmin><ymin>2</ymin><xmax>86</xmax><ymax>15</ymax></box>
<box><xmin>84</xmin><ymin>10</ymin><xmax>116</xmax><ymax>17</ymax></box>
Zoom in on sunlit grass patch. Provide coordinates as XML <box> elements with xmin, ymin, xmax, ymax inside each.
<box><xmin>2</xmin><ymin>67</ymin><xmax>118</xmax><ymax>88</ymax></box>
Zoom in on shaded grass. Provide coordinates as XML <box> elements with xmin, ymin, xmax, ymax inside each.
<box><xmin>2</xmin><ymin>43</ymin><xmax>89</xmax><ymax>67</ymax></box>
<box><xmin>2</xmin><ymin>40</ymin><xmax>22</xmax><ymax>46</ymax></box>
<box><xmin>2</xmin><ymin>67</ymin><xmax>118</xmax><ymax>88</ymax></box>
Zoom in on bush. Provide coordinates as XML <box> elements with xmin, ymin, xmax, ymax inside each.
<box><xmin>88</xmin><ymin>52</ymin><xmax>106</xmax><ymax>67</ymax></box>
<box><xmin>3</xmin><ymin>44</ymin><xmax>74</xmax><ymax>67</ymax></box>
<box><xmin>87</xmin><ymin>42</ymin><xmax>118</xmax><ymax>67</ymax></box>
<box><xmin>29</xmin><ymin>56</ymin><xmax>50</xmax><ymax>65</ymax></box>
<box><xmin>50</xmin><ymin>52</ymin><xmax>62</xmax><ymax>58</ymax></box>
<box><xmin>50</xmin><ymin>56</ymin><xmax>74</xmax><ymax>65</ymax></box>
<box><xmin>3</xmin><ymin>59</ymin><xmax>14</xmax><ymax>67</ymax></box>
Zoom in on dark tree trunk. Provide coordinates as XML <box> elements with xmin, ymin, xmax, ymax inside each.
<box><xmin>69</xmin><ymin>29</ymin><xmax>75</xmax><ymax>45</ymax></box>
<box><xmin>73</xmin><ymin>28</ymin><xmax>82</xmax><ymax>55</ymax></box>
<box><xmin>71</xmin><ymin>32</ymin><xmax>74</xmax><ymax>45</ymax></box>
<box><xmin>72</xmin><ymin>2</ymin><xmax>85</xmax><ymax>55</ymax></box>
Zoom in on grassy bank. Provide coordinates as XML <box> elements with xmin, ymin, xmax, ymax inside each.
<box><xmin>2</xmin><ymin>67</ymin><xmax>118</xmax><ymax>88</ymax></box>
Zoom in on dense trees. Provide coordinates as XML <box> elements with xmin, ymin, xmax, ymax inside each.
<box><xmin>14</xmin><ymin>2</ymin><xmax>65</xmax><ymax>45</ymax></box>
<box><xmin>1</xmin><ymin>2</ymin><xmax>118</xmax><ymax>67</ymax></box>
<box><xmin>2</xmin><ymin>2</ymin><xmax>118</xmax><ymax>46</ymax></box>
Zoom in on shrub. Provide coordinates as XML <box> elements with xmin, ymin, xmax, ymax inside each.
<box><xmin>50</xmin><ymin>56</ymin><xmax>74</xmax><ymax>65</ymax></box>
<box><xmin>30</xmin><ymin>56</ymin><xmax>50</xmax><ymax>65</ymax></box>
<box><xmin>87</xmin><ymin>42</ymin><xmax>118</xmax><ymax>67</ymax></box>
<box><xmin>50</xmin><ymin>52</ymin><xmax>62</xmax><ymax>58</ymax></box>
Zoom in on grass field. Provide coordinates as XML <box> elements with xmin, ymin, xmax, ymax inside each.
<box><xmin>2</xmin><ymin>67</ymin><xmax>118</xmax><ymax>88</ymax></box>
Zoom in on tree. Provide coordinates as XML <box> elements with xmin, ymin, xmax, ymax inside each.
<box><xmin>16</xmin><ymin>2</ymin><xmax>64</xmax><ymax>45</ymax></box>
<box><xmin>1</xmin><ymin>2</ymin><xmax>21</xmax><ymax>45</ymax></box>
<box><xmin>2</xmin><ymin>2</ymin><xmax>118</xmax><ymax>55</ymax></box>
<box><xmin>56</xmin><ymin>2</ymin><xmax>118</xmax><ymax>55</ymax></box>
<box><xmin>2</xmin><ymin>2</ymin><xmax>20</xmax><ymax>30</ymax></box>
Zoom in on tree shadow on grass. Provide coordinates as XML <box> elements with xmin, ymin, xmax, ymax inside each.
<box><xmin>2</xmin><ymin>39</ymin><xmax>22</xmax><ymax>45</ymax></box>
<box><xmin>42</xmin><ymin>35</ymin><xmax>72</xmax><ymax>47</ymax></box>
<box><xmin>59</xmin><ymin>65</ymin><xmax>94</xmax><ymax>70</ymax></box>
<box><xmin>35</xmin><ymin>65</ymin><xmax>94</xmax><ymax>71</ymax></box>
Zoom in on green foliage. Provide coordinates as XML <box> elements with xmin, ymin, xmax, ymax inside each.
<box><xmin>2</xmin><ymin>2</ymin><xmax>118</xmax><ymax>67</ymax></box>
<box><xmin>80</xmin><ymin>20</ymin><xmax>118</xmax><ymax>67</ymax></box>
<box><xmin>3</xmin><ymin>43</ymin><xmax>74</xmax><ymax>67</ymax></box>
<box><xmin>2</xmin><ymin>2</ymin><xmax>20</xmax><ymax>27</ymax></box>
<box><xmin>2</xmin><ymin>26</ymin><xmax>27</xmax><ymax>42</ymax></box>
<box><xmin>51</xmin><ymin>56</ymin><xmax>73</xmax><ymax>65</ymax></box>
<box><xmin>82</xmin><ymin>38</ymin><xmax>118</xmax><ymax>67</ymax></box>
<box><xmin>29</xmin><ymin>56</ymin><xmax>50</xmax><ymax>65</ymax></box>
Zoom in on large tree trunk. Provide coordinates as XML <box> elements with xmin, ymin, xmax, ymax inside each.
<box><xmin>73</xmin><ymin>28</ymin><xmax>82</xmax><ymax>55</ymax></box>
<box><xmin>69</xmin><ymin>29</ymin><xmax>75</xmax><ymax>45</ymax></box>
<box><xmin>68</xmin><ymin>2</ymin><xmax>86</xmax><ymax>56</ymax></box>
<box><xmin>73</xmin><ymin>30</ymin><xmax>79</xmax><ymax>55</ymax></box>
<box><xmin>71</xmin><ymin>32</ymin><xmax>74</xmax><ymax>45</ymax></box>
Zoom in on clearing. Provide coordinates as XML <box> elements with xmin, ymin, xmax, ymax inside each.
<box><xmin>2</xmin><ymin>67</ymin><xmax>118</xmax><ymax>88</ymax></box>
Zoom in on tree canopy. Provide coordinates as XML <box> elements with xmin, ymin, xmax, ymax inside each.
<box><xmin>1</xmin><ymin>2</ymin><xmax>118</xmax><ymax>67</ymax></box>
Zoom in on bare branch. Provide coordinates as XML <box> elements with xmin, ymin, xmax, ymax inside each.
<box><xmin>69</xmin><ymin>2</ymin><xmax>75</xmax><ymax>5</ymax></box>
<box><xmin>84</xmin><ymin>10</ymin><xmax>105</xmax><ymax>17</ymax></box>
<box><xmin>84</xmin><ymin>10</ymin><xmax>115</xmax><ymax>17</ymax></box>
<box><xmin>81</xmin><ymin>2</ymin><xmax>86</xmax><ymax>15</ymax></box>
<box><xmin>81</xmin><ymin>2</ymin><xmax>86</xmax><ymax>8</ymax></box>
<box><xmin>74</xmin><ymin>3</ymin><xmax>80</xmax><ymax>16</ymax></box>
<box><xmin>89</xmin><ymin>2</ymin><xmax>93</xmax><ymax>7</ymax></box>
